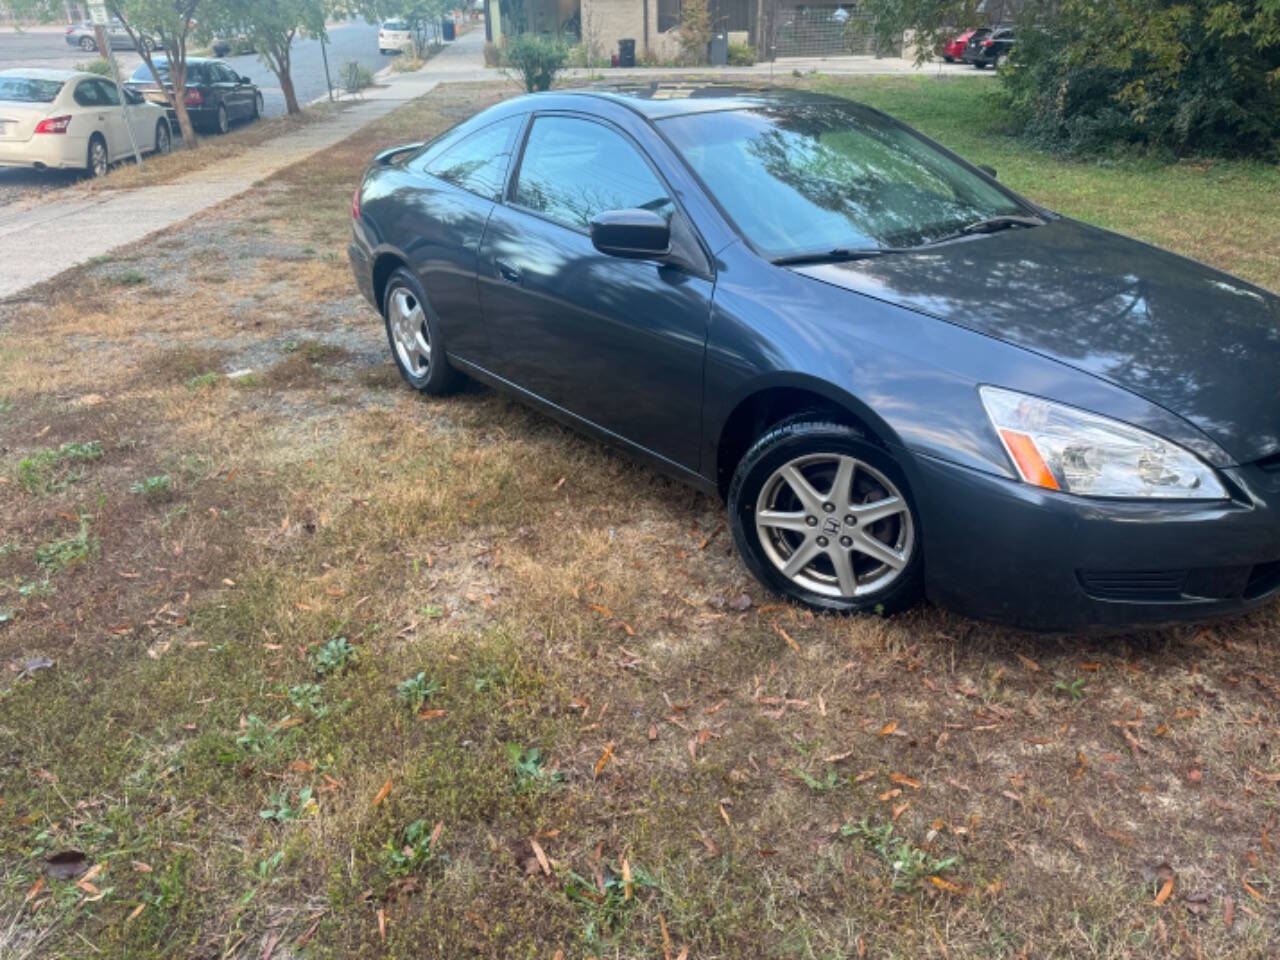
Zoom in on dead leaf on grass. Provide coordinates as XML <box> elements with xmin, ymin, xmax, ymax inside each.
<box><xmin>594</xmin><ymin>742</ymin><xmax>616</xmax><ymax>777</ymax></box>
<box><xmin>372</xmin><ymin>778</ymin><xmax>392</xmax><ymax>807</ymax></box>
<box><xmin>529</xmin><ymin>838</ymin><xmax>551</xmax><ymax>876</ymax></box>
<box><xmin>878</xmin><ymin>721</ymin><xmax>898</xmax><ymax>736</ymax></box>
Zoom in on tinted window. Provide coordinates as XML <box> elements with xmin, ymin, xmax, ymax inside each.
<box><xmin>131</xmin><ymin>61</ymin><xmax>168</xmax><ymax>82</ymax></box>
<box><xmin>213</xmin><ymin>63</ymin><xmax>238</xmax><ymax>83</ymax></box>
<box><xmin>95</xmin><ymin>79</ymin><xmax>121</xmax><ymax>106</ymax></box>
<box><xmin>660</xmin><ymin>103</ymin><xmax>1023</xmax><ymax>256</ymax></box>
<box><xmin>73</xmin><ymin>79</ymin><xmax>109</xmax><ymax>106</ymax></box>
<box><xmin>0</xmin><ymin>77</ymin><xmax>64</xmax><ymax>102</ymax></box>
<box><xmin>383</xmin><ymin>20</ymin><xmax>408</xmax><ymax>30</ymax></box>
<box><xmin>423</xmin><ymin>117</ymin><xmax>521</xmax><ymax>201</ymax></box>
<box><xmin>512</xmin><ymin>116</ymin><xmax>673</xmax><ymax>231</ymax></box>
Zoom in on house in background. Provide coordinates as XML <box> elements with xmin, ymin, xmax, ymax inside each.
<box><xmin>484</xmin><ymin>0</ymin><xmax>898</xmax><ymax>63</ymax></box>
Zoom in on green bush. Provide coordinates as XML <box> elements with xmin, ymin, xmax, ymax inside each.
<box><xmin>339</xmin><ymin>59</ymin><xmax>375</xmax><ymax>95</ymax></box>
<box><xmin>502</xmin><ymin>34</ymin><xmax>568</xmax><ymax>92</ymax></box>
<box><xmin>75</xmin><ymin>59</ymin><xmax>113</xmax><ymax>77</ymax></box>
<box><xmin>726</xmin><ymin>41</ymin><xmax>756</xmax><ymax>66</ymax></box>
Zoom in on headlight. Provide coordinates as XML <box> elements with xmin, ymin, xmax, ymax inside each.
<box><xmin>979</xmin><ymin>386</ymin><xmax>1227</xmax><ymax>500</ymax></box>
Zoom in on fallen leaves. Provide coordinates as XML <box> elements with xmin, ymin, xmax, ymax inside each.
<box><xmin>372</xmin><ymin>778</ymin><xmax>392</xmax><ymax>808</ymax></box>
<box><xmin>529</xmin><ymin>838</ymin><xmax>551</xmax><ymax>876</ymax></box>
<box><xmin>593</xmin><ymin>742</ymin><xmax>616</xmax><ymax>778</ymax></box>
<box><xmin>878</xmin><ymin>721</ymin><xmax>898</xmax><ymax>736</ymax></box>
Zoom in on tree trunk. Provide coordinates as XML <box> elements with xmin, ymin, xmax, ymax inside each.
<box><xmin>279</xmin><ymin>67</ymin><xmax>299</xmax><ymax>115</ymax></box>
<box><xmin>167</xmin><ymin>55</ymin><xmax>198</xmax><ymax>149</ymax></box>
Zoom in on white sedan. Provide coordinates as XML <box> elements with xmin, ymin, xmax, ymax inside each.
<box><xmin>378</xmin><ymin>20</ymin><xmax>415</xmax><ymax>54</ymax></box>
<box><xmin>0</xmin><ymin>68</ymin><xmax>172</xmax><ymax>178</ymax></box>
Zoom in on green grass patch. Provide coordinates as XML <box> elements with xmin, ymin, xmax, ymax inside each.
<box><xmin>33</xmin><ymin>515</ymin><xmax>98</xmax><ymax>574</ymax></box>
<box><xmin>16</xmin><ymin>440</ymin><xmax>103</xmax><ymax>494</ymax></box>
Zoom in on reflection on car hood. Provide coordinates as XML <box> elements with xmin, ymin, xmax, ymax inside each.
<box><xmin>795</xmin><ymin>218</ymin><xmax>1280</xmax><ymax>464</ymax></box>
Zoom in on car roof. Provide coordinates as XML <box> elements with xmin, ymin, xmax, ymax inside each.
<box><xmin>0</xmin><ymin>67</ymin><xmax>91</xmax><ymax>81</ymax></box>
<box><xmin>528</xmin><ymin>83</ymin><xmax>852</xmax><ymax>121</ymax></box>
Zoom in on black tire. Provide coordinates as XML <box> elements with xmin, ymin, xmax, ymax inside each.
<box><xmin>79</xmin><ymin>36</ymin><xmax>96</xmax><ymax>52</ymax></box>
<box><xmin>86</xmin><ymin>134</ymin><xmax>108</xmax><ymax>178</ymax></box>
<box><xmin>252</xmin><ymin>93</ymin><xmax>263</xmax><ymax>119</ymax></box>
<box><xmin>382</xmin><ymin>267</ymin><xmax>464</xmax><ymax>395</ymax></box>
<box><xmin>943</xmin><ymin>55</ymin><xmax>954</xmax><ymax>62</ymax></box>
<box><xmin>973</xmin><ymin>61</ymin><xmax>988</xmax><ymax>69</ymax></box>
<box><xmin>215</xmin><ymin>104</ymin><xmax>229</xmax><ymax>134</ymax></box>
<box><xmin>154</xmin><ymin>120</ymin><xmax>171</xmax><ymax>155</ymax></box>
<box><xmin>728</xmin><ymin>420</ymin><xmax>923</xmax><ymax>615</ymax></box>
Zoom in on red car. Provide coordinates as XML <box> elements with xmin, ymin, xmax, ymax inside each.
<box><xmin>941</xmin><ymin>29</ymin><xmax>976</xmax><ymax>62</ymax></box>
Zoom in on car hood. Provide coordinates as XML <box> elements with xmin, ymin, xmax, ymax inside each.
<box><xmin>794</xmin><ymin>218</ymin><xmax>1280</xmax><ymax>465</ymax></box>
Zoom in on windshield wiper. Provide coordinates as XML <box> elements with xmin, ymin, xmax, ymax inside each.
<box><xmin>771</xmin><ymin>247</ymin><xmax>907</xmax><ymax>267</ymax></box>
<box><xmin>959</xmin><ymin>214</ymin><xmax>1046</xmax><ymax>235</ymax></box>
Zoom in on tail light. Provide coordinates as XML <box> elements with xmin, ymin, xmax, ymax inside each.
<box><xmin>65</xmin><ymin>26</ymin><xmax>75</xmax><ymax>34</ymax></box>
<box><xmin>183</xmin><ymin>88</ymin><xmax>203</xmax><ymax>107</ymax></box>
<box><xmin>982</xmin><ymin>39</ymin><xmax>994</xmax><ymax>47</ymax></box>
<box><xmin>34</xmin><ymin>115</ymin><xmax>72</xmax><ymax>134</ymax></box>
<box><xmin>352</xmin><ymin>185</ymin><xmax>361</xmax><ymax>220</ymax></box>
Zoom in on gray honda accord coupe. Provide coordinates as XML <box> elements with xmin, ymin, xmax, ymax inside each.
<box><xmin>347</xmin><ymin>84</ymin><xmax>1280</xmax><ymax>630</ymax></box>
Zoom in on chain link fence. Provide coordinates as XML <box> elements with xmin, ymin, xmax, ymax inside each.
<box><xmin>766</xmin><ymin>3</ymin><xmax>901</xmax><ymax>59</ymax></box>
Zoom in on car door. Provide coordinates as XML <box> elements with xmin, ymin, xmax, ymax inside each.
<box><xmin>477</xmin><ymin>113</ymin><xmax>714</xmax><ymax>470</ymax></box>
<box><xmin>91</xmin><ymin>79</ymin><xmax>132</xmax><ymax>158</ymax></box>
<box><xmin>208</xmin><ymin>63</ymin><xmax>242</xmax><ymax>118</ymax></box>
<box><xmin>121</xmin><ymin>87</ymin><xmax>156</xmax><ymax>150</ymax></box>
<box><xmin>72</xmin><ymin>79</ymin><xmax>123</xmax><ymax>159</ymax></box>
<box><xmin>385</xmin><ymin>115</ymin><xmax>526</xmax><ymax>363</ymax></box>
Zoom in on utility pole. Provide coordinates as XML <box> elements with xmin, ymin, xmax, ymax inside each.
<box><xmin>87</xmin><ymin>0</ymin><xmax>143</xmax><ymax>165</ymax></box>
<box><xmin>320</xmin><ymin>31</ymin><xmax>334</xmax><ymax>101</ymax></box>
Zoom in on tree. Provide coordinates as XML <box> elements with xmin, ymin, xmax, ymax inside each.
<box><xmin>865</xmin><ymin>0</ymin><xmax>1280</xmax><ymax>158</ymax></box>
<box><xmin>106</xmin><ymin>0</ymin><xmax>203</xmax><ymax>149</ymax></box>
<box><xmin>207</xmin><ymin>0</ymin><xmax>330</xmax><ymax>115</ymax></box>
<box><xmin>679</xmin><ymin>0</ymin><xmax>711</xmax><ymax>65</ymax></box>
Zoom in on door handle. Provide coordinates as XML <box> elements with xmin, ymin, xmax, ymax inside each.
<box><xmin>495</xmin><ymin>260</ymin><xmax>521</xmax><ymax>284</ymax></box>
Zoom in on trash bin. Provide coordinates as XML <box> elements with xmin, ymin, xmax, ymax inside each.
<box><xmin>442</xmin><ymin>19</ymin><xmax>456</xmax><ymax>41</ymax></box>
<box><xmin>709</xmin><ymin>31</ymin><xmax>728</xmax><ymax>66</ymax></box>
<box><xmin>618</xmin><ymin>38</ymin><xmax>636</xmax><ymax>67</ymax></box>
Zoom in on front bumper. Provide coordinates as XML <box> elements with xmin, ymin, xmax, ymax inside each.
<box><xmin>904</xmin><ymin>450</ymin><xmax>1280</xmax><ymax>631</ymax></box>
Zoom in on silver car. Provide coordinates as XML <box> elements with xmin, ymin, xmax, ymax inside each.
<box><xmin>64</xmin><ymin>20</ymin><xmax>154</xmax><ymax>53</ymax></box>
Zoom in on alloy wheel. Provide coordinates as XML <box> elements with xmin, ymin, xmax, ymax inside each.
<box><xmin>754</xmin><ymin>453</ymin><xmax>914</xmax><ymax>599</ymax></box>
<box><xmin>217</xmin><ymin>106</ymin><xmax>229</xmax><ymax>134</ymax></box>
<box><xmin>388</xmin><ymin>286</ymin><xmax>431</xmax><ymax>379</ymax></box>
<box><xmin>155</xmin><ymin>123</ymin><xmax>171</xmax><ymax>154</ymax></box>
<box><xmin>79</xmin><ymin>36</ymin><xmax>95</xmax><ymax>51</ymax></box>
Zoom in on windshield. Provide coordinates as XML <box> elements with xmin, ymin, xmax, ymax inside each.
<box><xmin>0</xmin><ymin>77</ymin><xmax>65</xmax><ymax>103</ymax></box>
<box><xmin>659</xmin><ymin>103</ymin><xmax>1026</xmax><ymax>258</ymax></box>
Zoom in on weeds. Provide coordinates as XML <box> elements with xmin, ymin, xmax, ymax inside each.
<box><xmin>507</xmin><ymin>744</ymin><xmax>565</xmax><ymax>794</ymax></box>
<box><xmin>287</xmin><ymin>682</ymin><xmax>330</xmax><ymax>718</ymax></box>
<box><xmin>131</xmin><ymin>474</ymin><xmax>173</xmax><ymax>500</ymax></box>
<box><xmin>396</xmin><ymin>671</ymin><xmax>440</xmax><ymax>711</ymax></box>
<box><xmin>840</xmin><ymin>819</ymin><xmax>958</xmax><ymax>892</ymax></box>
<box><xmin>794</xmin><ymin>767</ymin><xmax>845</xmax><ymax>792</ymax></box>
<box><xmin>1054</xmin><ymin>677</ymin><xmax>1087</xmax><ymax>701</ymax></box>
<box><xmin>34</xmin><ymin>516</ymin><xmax>97</xmax><ymax>574</ymax></box>
<box><xmin>564</xmin><ymin>860</ymin><xmax>656</xmax><ymax>947</ymax></box>
<box><xmin>111</xmin><ymin>270</ymin><xmax>148</xmax><ymax>286</ymax></box>
<box><xmin>17</xmin><ymin>441</ymin><xmax>103</xmax><ymax>494</ymax></box>
<box><xmin>312</xmin><ymin>636</ymin><xmax>355</xmax><ymax>676</ymax></box>
<box><xmin>260</xmin><ymin>786</ymin><xmax>315</xmax><ymax>823</ymax></box>
<box><xmin>185</xmin><ymin>371</ymin><xmax>221</xmax><ymax>391</ymax></box>
<box><xmin>236</xmin><ymin>714</ymin><xmax>280</xmax><ymax>754</ymax></box>
<box><xmin>381</xmin><ymin>819</ymin><xmax>445</xmax><ymax>876</ymax></box>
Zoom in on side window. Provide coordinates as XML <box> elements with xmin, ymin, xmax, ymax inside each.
<box><xmin>512</xmin><ymin>116</ymin><xmax>673</xmax><ymax>232</ymax></box>
<box><xmin>422</xmin><ymin>116</ymin><xmax>521</xmax><ymax>202</ymax></box>
<box><xmin>95</xmin><ymin>79</ymin><xmax>121</xmax><ymax>106</ymax></box>
<box><xmin>215</xmin><ymin>63</ymin><xmax>238</xmax><ymax>83</ymax></box>
<box><xmin>73</xmin><ymin>80</ymin><xmax>106</xmax><ymax>107</ymax></box>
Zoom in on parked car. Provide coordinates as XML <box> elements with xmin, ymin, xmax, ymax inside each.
<box><xmin>941</xmin><ymin>28</ymin><xmax>976</xmax><ymax>62</ymax></box>
<box><xmin>378</xmin><ymin>19</ymin><xmax>415</xmax><ymax>54</ymax></box>
<box><xmin>64</xmin><ymin>19</ymin><xmax>154</xmax><ymax>53</ymax></box>
<box><xmin>0</xmin><ymin>68</ymin><xmax>172</xmax><ymax>177</ymax></box>
<box><xmin>962</xmin><ymin>26</ymin><xmax>1014</xmax><ymax>67</ymax></box>
<box><xmin>125</xmin><ymin>58</ymin><xmax>262</xmax><ymax>135</ymax></box>
<box><xmin>346</xmin><ymin>86</ymin><xmax>1280</xmax><ymax>631</ymax></box>
<box><xmin>211</xmin><ymin>34</ymin><xmax>255</xmax><ymax>57</ymax></box>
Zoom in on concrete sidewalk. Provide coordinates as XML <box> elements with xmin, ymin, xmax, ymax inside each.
<box><xmin>0</xmin><ymin>30</ymin><xmax>483</xmax><ymax>301</ymax></box>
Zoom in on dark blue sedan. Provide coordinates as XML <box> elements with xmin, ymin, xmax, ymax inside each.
<box><xmin>348</xmin><ymin>85</ymin><xmax>1280</xmax><ymax>631</ymax></box>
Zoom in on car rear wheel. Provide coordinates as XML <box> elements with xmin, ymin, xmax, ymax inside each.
<box><xmin>79</xmin><ymin>36</ymin><xmax>96</xmax><ymax>52</ymax></box>
<box><xmin>86</xmin><ymin>135</ymin><xmax>108</xmax><ymax>178</ymax></box>
<box><xmin>729</xmin><ymin>420</ymin><xmax>923</xmax><ymax>615</ymax></box>
<box><xmin>154</xmin><ymin>120</ymin><xmax>171</xmax><ymax>155</ymax></box>
<box><xmin>214</xmin><ymin>104</ymin><xmax>229</xmax><ymax>134</ymax></box>
<box><xmin>382</xmin><ymin>268</ymin><xmax>464</xmax><ymax>395</ymax></box>
<box><xmin>252</xmin><ymin>93</ymin><xmax>263</xmax><ymax>119</ymax></box>
<box><xmin>973</xmin><ymin>61</ymin><xmax>988</xmax><ymax>69</ymax></box>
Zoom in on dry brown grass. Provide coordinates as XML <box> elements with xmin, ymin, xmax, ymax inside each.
<box><xmin>0</xmin><ymin>80</ymin><xmax>1277</xmax><ymax>960</ymax></box>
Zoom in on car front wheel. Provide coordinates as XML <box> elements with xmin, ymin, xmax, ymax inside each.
<box><xmin>729</xmin><ymin>420</ymin><xmax>923</xmax><ymax>615</ymax></box>
<box><xmin>154</xmin><ymin>120</ymin><xmax>171</xmax><ymax>155</ymax></box>
<box><xmin>382</xmin><ymin>267</ymin><xmax>464</xmax><ymax>395</ymax></box>
<box><xmin>79</xmin><ymin>36</ymin><xmax>96</xmax><ymax>51</ymax></box>
<box><xmin>86</xmin><ymin>135</ymin><xmax>108</xmax><ymax>178</ymax></box>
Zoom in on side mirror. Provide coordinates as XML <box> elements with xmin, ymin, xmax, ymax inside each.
<box><xmin>977</xmin><ymin>164</ymin><xmax>997</xmax><ymax>179</ymax></box>
<box><xmin>239</xmin><ymin>75</ymin><xmax>253</xmax><ymax>84</ymax></box>
<box><xmin>590</xmin><ymin>209</ymin><xmax>671</xmax><ymax>260</ymax></box>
